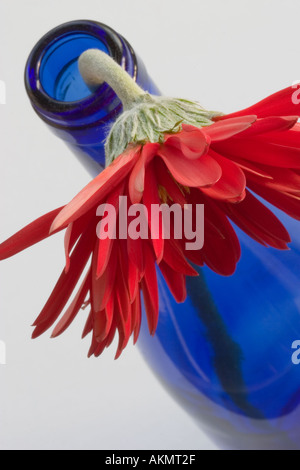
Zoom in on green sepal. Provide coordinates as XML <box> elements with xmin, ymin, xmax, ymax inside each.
<box><xmin>105</xmin><ymin>93</ymin><xmax>222</xmax><ymax>165</ymax></box>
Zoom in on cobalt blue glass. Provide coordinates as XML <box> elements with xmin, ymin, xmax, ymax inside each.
<box><xmin>25</xmin><ymin>20</ymin><xmax>160</xmax><ymax>174</ymax></box>
<box><xmin>25</xmin><ymin>20</ymin><xmax>300</xmax><ymax>450</ymax></box>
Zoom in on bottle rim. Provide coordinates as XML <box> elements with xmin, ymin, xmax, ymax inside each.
<box><xmin>24</xmin><ymin>20</ymin><xmax>138</xmax><ymax>127</ymax></box>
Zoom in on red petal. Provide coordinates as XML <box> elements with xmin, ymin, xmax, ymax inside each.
<box><xmin>104</xmin><ymin>317</ymin><xmax>118</xmax><ymax>350</ymax></box>
<box><xmin>223</xmin><ymin>190</ymin><xmax>291</xmax><ymax>248</ymax></box>
<box><xmin>158</xmin><ymin>144</ymin><xmax>222</xmax><ymax>188</ymax></box>
<box><xmin>104</xmin><ymin>295</ymin><xmax>115</xmax><ymax>339</ymax></box>
<box><xmin>201</xmin><ymin>150</ymin><xmax>246</xmax><ymax>201</ymax></box>
<box><xmin>116</xmin><ymin>251</ymin><xmax>131</xmax><ymax>322</ymax></box>
<box><xmin>202</xmin><ymin>220</ymin><xmax>240</xmax><ymax>276</ymax></box>
<box><xmin>143</xmin><ymin>161</ymin><xmax>164</xmax><ymax>263</ymax></box>
<box><xmin>163</xmin><ymin>238</ymin><xmax>198</xmax><ymax>276</ymax></box>
<box><xmin>127</xmin><ymin>234</ymin><xmax>145</xmax><ymax>278</ymax></box>
<box><xmin>159</xmin><ymin>260</ymin><xmax>187</xmax><ymax>303</ymax></box>
<box><xmin>204</xmin><ymin>116</ymin><xmax>257</xmax><ymax>141</ymax></box>
<box><xmin>0</xmin><ymin>207</ymin><xmax>64</xmax><ymax>261</ymax></box>
<box><xmin>128</xmin><ymin>143</ymin><xmax>159</xmax><ymax>204</ymax></box>
<box><xmin>32</xmin><ymin>224</ymin><xmax>95</xmax><ymax>337</ymax></box>
<box><xmin>183</xmin><ymin>244</ymin><xmax>204</xmax><ymax>267</ymax></box>
<box><xmin>82</xmin><ymin>310</ymin><xmax>93</xmax><ymax>339</ymax></box>
<box><xmin>258</xmin><ymin>124</ymin><xmax>300</xmax><ymax>147</ymax></box>
<box><xmin>131</xmin><ymin>291</ymin><xmax>142</xmax><ymax>344</ymax></box>
<box><xmin>213</xmin><ymin>138</ymin><xmax>300</xmax><ymax>169</ymax></box>
<box><xmin>95</xmin><ymin>182</ymin><xmax>124</xmax><ymax>278</ymax></box>
<box><xmin>118</xmin><ymin>238</ymin><xmax>139</xmax><ymax>302</ymax></box>
<box><xmin>128</xmin><ymin>260</ymin><xmax>139</xmax><ymax>302</ymax></box>
<box><xmin>87</xmin><ymin>334</ymin><xmax>100</xmax><ymax>358</ymax></box>
<box><xmin>233</xmin><ymin>116</ymin><xmax>298</xmax><ymax>138</ymax></box>
<box><xmin>63</xmin><ymin>208</ymin><xmax>97</xmax><ymax>274</ymax></box>
<box><xmin>50</xmin><ymin>145</ymin><xmax>141</xmax><ymax>232</ymax></box>
<box><xmin>218</xmin><ymin>86</ymin><xmax>300</xmax><ymax>119</ymax></box>
<box><xmin>245</xmin><ymin>166</ymin><xmax>300</xmax><ymax>194</ymax></box>
<box><xmin>115</xmin><ymin>287</ymin><xmax>132</xmax><ymax>359</ymax></box>
<box><xmin>155</xmin><ymin>158</ymin><xmax>187</xmax><ymax>206</ymax></box>
<box><xmin>51</xmin><ymin>269</ymin><xmax>90</xmax><ymax>338</ymax></box>
<box><xmin>94</xmin><ymin>310</ymin><xmax>110</xmax><ymax>343</ymax></box>
<box><xmin>93</xmin><ymin>340</ymin><xmax>107</xmax><ymax>358</ymax></box>
<box><xmin>165</xmin><ymin>124</ymin><xmax>209</xmax><ymax>159</ymax></box>
<box><xmin>195</xmin><ymin>193</ymin><xmax>241</xmax><ymax>275</ymax></box>
<box><xmin>230</xmin><ymin>158</ymin><xmax>273</xmax><ymax>179</ymax></box>
<box><xmin>64</xmin><ymin>223</ymin><xmax>73</xmax><ymax>273</ymax></box>
<box><xmin>141</xmin><ymin>243</ymin><xmax>159</xmax><ymax>335</ymax></box>
<box><xmin>91</xmin><ymin>240</ymin><xmax>117</xmax><ymax>313</ymax></box>
<box><xmin>247</xmin><ymin>181</ymin><xmax>300</xmax><ymax>221</ymax></box>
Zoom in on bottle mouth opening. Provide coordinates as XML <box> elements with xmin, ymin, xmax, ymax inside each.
<box><xmin>24</xmin><ymin>20</ymin><xmax>134</xmax><ymax>120</ymax></box>
<box><xmin>39</xmin><ymin>31</ymin><xmax>109</xmax><ymax>102</ymax></box>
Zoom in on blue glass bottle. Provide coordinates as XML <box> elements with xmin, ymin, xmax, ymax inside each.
<box><xmin>25</xmin><ymin>20</ymin><xmax>300</xmax><ymax>450</ymax></box>
<box><xmin>25</xmin><ymin>20</ymin><xmax>160</xmax><ymax>174</ymax></box>
<box><xmin>139</xmin><ymin>218</ymin><xmax>300</xmax><ymax>450</ymax></box>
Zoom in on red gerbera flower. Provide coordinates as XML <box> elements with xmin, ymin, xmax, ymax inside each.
<box><xmin>1</xmin><ymin>50</ymin><xmax>300</xmax><ymax>358</ymax></box>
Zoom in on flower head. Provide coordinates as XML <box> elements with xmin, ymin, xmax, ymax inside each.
<box><xmin>1</xmin><ymin>50</ymin><xmax>300</xmax><ymax>358</ymax></box>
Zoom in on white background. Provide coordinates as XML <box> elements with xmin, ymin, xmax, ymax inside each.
<box><xmin>0</xmin><ymin>0</ymin><xmax>299</xmax><ymax>451</ymax></box>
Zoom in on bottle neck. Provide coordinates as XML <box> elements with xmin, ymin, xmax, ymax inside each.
<box><xmin>24</xmin><ymin>20</ymin><xmax>138</xmax><ymax>129</ymax></box>
<box><xmin>24</xmin><ymin>20</ymin><xmax>160</xmax><ymax>170</ymax></box>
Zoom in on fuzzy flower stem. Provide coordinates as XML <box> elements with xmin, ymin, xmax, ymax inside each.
<box><xmin>78</xmin><ymin>49</ymin><xmax>146</xmax><ymax>110</ymax></box>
